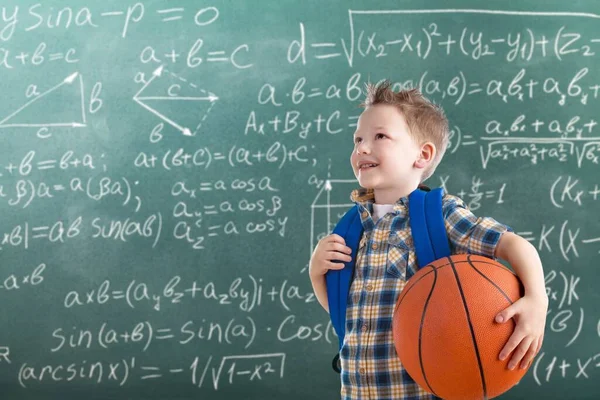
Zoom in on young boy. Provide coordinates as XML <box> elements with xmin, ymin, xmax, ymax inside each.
<box><xmin>309</xmin><ymin>81</ymin><xmax>548</xmax><ymax>399</ymax></box>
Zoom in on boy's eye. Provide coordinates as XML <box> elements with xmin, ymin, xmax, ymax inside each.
<box><xmin>375</xmin><ymin>133</ymin><xmax>386</xmax><ymax>139</ymax></box>
<box><xmin>354</xmin><ymin>137</ymin><xmax>362</xmax><ymax>144</ymax></box>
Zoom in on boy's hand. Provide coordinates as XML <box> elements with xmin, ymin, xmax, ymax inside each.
<box><xmin>309</xmin><ymin>234</ymin><xmax>353</xmax><ymax>277</ymax></box>
<box><xmin>495</xmin><ymin>293</ymin><xmax>548</xmax><ymax>370</ymax></box>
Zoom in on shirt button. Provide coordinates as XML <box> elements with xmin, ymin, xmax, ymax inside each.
<box><xmin>371</xmin><ymin>243</ymin><xmax>378</xmax><ymax>250</ymax></box>
<box><xmin>361</xmin><ymin>323</ymin><xmax>368</xmax><ymax>332</ymax></box>
<box><xmin>361</xmin><ymin>211</ymin><xmax>368</xmax><ymax>218</ymax></box>
<box><xmin>365</xmin><ymin>284</ymin><xmax>373</xmax><ymax>291</ymax></box>
<box><xmin>359</xmin><ymin>367</ymin><xmax>366</xmax><ymax>375</ymax></box>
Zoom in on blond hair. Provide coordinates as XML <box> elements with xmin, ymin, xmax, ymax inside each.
<box><xmin>360</xmin><ymin>80</ymin><xmax>449</xmax><ymax>182</ymax></box>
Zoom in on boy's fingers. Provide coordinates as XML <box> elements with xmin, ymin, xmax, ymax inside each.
<box><xmin>327</xmin><ymin>261</ymin><xmax>346</xmax><ymax>270</ymax></box>
<box><xmin>495</xmin><ymin>302</ymin><xmax>518</xmax><ymax>323</ymax></box>
<box><xmin>329</xmin><ymin>234</ymin><xmax>347</xmax><ymax>245</ymax></box>
<box><xmin>326</xmin><ymin>250</ymin><xmax>352</xmax><ymax>262</ymax></box>
<box><xmin>535</xmin><ymin>335</ymin><xmax>544</xmax><ymax>354</ymax></box>
<box><xmin>520</xmin><ymin>339</ymin><xmax>539</xmax><ymax>369</ymax></box>
<box><xmin>508</xmin><ymin>337</ymin><xmax>533</xmax><ymax>370</ymax></box>
<box><xmin>499</xmin><ymin>331</ymin><xmax>524</xmax><ymax>361</ymax></box>
<box><xmin>329</xmin><ymin>242</ymin><xmax>352</xmax><ymax>254</ymax></box>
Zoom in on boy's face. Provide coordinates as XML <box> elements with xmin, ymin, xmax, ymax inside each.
<box><xmin>351</xmin><ymin>104</ymin><xmax>423</xmax><ymax>203</ymax></box>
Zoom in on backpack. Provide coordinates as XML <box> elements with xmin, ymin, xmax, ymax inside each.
<box><xmin>325</xmin><ymin>187</ymin><xmax>451</xmax><ymax>373</ymax></box>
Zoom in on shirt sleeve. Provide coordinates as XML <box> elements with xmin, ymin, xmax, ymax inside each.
<box><xmin>442</xmin><ymin>193</ymin><xmax>512</xmax><ymax>258</ymax></box>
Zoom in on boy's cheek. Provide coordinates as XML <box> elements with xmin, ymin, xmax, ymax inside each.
<box><xmin>349</xmin><ymin>157</ymin><xmax>357</xmax><ymax>172</ymax></box>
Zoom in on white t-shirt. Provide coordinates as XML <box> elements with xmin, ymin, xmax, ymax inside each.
<box><xmin>372</xmin><ymin>203</ymin><xmax>395</xmax><ymax>222</ymax></box>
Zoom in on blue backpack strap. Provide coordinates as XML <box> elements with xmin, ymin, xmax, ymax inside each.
<box><xmin>409</xmin><ymin>189</ymin><xmax>436</xmax><ymax>267</ymax></box>
<box><xmin>326</xmin><ymin>204</ymin><xmax>363</xmax><ymax>351</ymax></box>
<box><xmin>409</xmin><ymin>187</ymin><xmax>451</xmax><ymax>268</ymax></box>
<box><xmin>425</xmin><ymin>187</ymin><xmax>451</xmax><ymax>260</ymax></box>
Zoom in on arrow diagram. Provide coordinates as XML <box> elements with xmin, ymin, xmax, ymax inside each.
<box><xmin>133</xmin><ymin>66</ymin><xmax>218</xmax><ymax>136</ymax></box>
<box><xmin>0</xmin><ymin>72</ymin><xmax>87</xmax><ymax>129</ymax></box>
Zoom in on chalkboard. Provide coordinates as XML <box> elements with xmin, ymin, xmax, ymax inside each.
<box><xmin>0</xmin><ymin>0</ymin><xmax>599</xmax><ymax>399</ymax></box>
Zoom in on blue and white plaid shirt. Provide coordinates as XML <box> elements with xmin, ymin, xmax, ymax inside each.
<box><xmin>340</xmin><ymin>188</ymin><xmax>511</xmax><ymax>400</ymax></box>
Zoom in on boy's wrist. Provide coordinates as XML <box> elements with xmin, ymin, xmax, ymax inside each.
<box><xmin>524</xmin><ymin>289</ymin><xmax>549</xmax><ymax>303</ymax></box>
<box><xmin>309</xmin><ymin>270</ymin><xmax>326</xmax><ymax>280</ymax></box>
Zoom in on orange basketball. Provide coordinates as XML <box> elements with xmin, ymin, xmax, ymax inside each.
<box><xmin>393</xmin><ymin>254</ymin><xmax>527</xmax><ymax>400</ymax></box>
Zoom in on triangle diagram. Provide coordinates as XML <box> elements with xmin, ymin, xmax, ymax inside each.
<box><xmin>0</xmin><ymin>72</ymin><xmax>86</xmax><ymax>128</ymax></box>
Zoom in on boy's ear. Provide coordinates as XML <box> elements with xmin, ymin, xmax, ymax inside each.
<box><xmin>414</xmin><ymin>142</ymin><xmax>436</xmax><ymax>169</ymax></box>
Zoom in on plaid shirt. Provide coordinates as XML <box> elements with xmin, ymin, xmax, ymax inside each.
<box><xmin>340</xmin><ymin>188</ymin><xmax>511</xmax><ymax>400</ymax></box>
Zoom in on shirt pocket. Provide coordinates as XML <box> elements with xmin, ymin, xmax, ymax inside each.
<box><xmin>386</xmin><ymin>231</ymin><xmax>412</xmax><ymax>279</ymax></box>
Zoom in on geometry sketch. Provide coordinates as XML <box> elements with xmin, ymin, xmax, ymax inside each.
<box><xmin>133</xmin><ymin>66</ymin><xmax>219</xmax><ymax>136</ymax></box>
<box><xmin>0</xmin><ymin>72</ymin><xmax>86</xmax><ymax>129</ymax></box>
<box><xmin>310</xmin><ymin>179</ymin><xmax>356</xmax><ymax>256</ymax></box>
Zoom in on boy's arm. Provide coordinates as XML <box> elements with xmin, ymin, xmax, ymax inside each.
<box><xmin>494</xmin><ymin>231</ymin><xmax>548</xmax><ymax>370</ymax></box>
<box><xmin>494</xmin><ymin>232</ymin><xmax>546</xmax><ymax>297</ymax></box>
<box><xmin>310</xmin><ymin>274</ymin><xmax>329</xmax><ymax>313</ymax></box>
<box><xmin>308</xmin><ymin>233</ymin><xmax>352</xmax><ymax>313</ymax></box>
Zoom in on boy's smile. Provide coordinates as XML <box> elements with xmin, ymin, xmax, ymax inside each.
<box><xmin>357</xmin><ymin>160</ymin><xmax>379</xmax><ymax>171</ymax></box>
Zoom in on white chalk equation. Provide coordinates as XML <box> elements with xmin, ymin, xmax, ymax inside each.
<box><xmin>0</xmin><ymin>5</ymin><xmax>222</xmax><ymax>42</ymax></box>
<box><xmin>532</xmin><ymin>352</ymin><xmax>600</xmax><ymax>386</ymax></box>
<box><xmin>550</xmin><ymin>176</ymin><xmax>600</xmax><ymax>208</ymax></box>
<box><xmin>60</xmin><ymin>275</ymin><xmax>315</xmax><ymax>313</ymax></box>
<box><xmin>0</xmin><ymin>263</ymin><xmax>45</xmax><ymax>292</ymax></box>
<box><xmin>287</xmin><ymin>9</ymin><xmax>600</xmax><ymax>67</ymax></box>
<box><xmin>513</xmin><ymin>220</ymin><xmax>600</xmax><ymax>261</ymax></box>
<box><xmin>479</xmin><ymin>137</ymin><xmax>600</xmax><ymax>169</ymax></box>
<box><xmin>133</xmin><ymin>142</ymin><xmax>315</xmax><ymax>170</ymax></box>
<box><xmin>14</xmin><ymin>353</ymin><xmax>285</xmax><ymax>390</ymax></box>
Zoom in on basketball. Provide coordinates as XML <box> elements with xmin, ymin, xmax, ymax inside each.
<box><xmin>393</xmin><ymin>254</ymin><xmax>527</xmax><ymax>400</ymax></box>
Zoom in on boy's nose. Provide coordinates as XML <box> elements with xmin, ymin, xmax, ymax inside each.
<box><xmin>356</xmin><ymin>141</ymin><xmax>370</xmax><ymax>154</ymax></box>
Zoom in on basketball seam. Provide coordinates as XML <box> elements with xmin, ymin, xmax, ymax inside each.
<box><xmin>438</xmin><ymin>255</ymin><xmax>515</xmax><ymax>274</ymax></box>
<box><xmin>397</xmin><ymin>255</ymin><xmax>515</xmax><ymax>309</ymax></box>
<box><xmin>419</xmin><ymin>265</ymin><xmax>440</xmax><ymax>398</ymax></box>
<box><xmin>449</xmin><ymin>257</ymin><xmax>488</xmax><ymax>400</ymax></box>
<box><xmin>395</xmin><ymin>265</ymin><xmax>436</xmax><ymax>310</ymax></box>
<box><xmin>414</xmin><ymin>254</ymin><xmax>515</xmax><ymax>274</ymax></box>
<box><xmin>466</xmin><ymin>254</ymin><xmax>516</xmax><ymax>275</ymax></box>
<box><xmin>467</xmin><ymin>258</ymin><xmax>515</xmax><ymax>306</ymax></box>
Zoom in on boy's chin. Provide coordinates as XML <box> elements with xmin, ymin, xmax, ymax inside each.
<box><xmin>357</xmin><ymin>181</ymin><xmax>377</xmax><ymax>190</ymax></box>
<box><xmin>356</xmin><ymin>176</ymin><xmax>377</xmax><ymax>186</ymax></box>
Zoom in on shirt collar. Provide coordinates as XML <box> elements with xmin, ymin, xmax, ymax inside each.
<box><xmin>350</xmin><ymin>188</ymin><xmax>413</xmax><ymax>209</ymax></box>
<box><xmin>350</xmin><ymin>184</ymin><xmax>433</xmax><ymax>214</ymax></box>
<box><xmin>350</xmin><ymin>189</ymin><xmax>408</xmax><ymax>225</ymax></box>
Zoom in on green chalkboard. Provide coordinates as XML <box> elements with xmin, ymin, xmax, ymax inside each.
<box><xmin>0</xmin><ymin>0</ymin><xmax>599</xmax><ymax>399</ymax></box>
